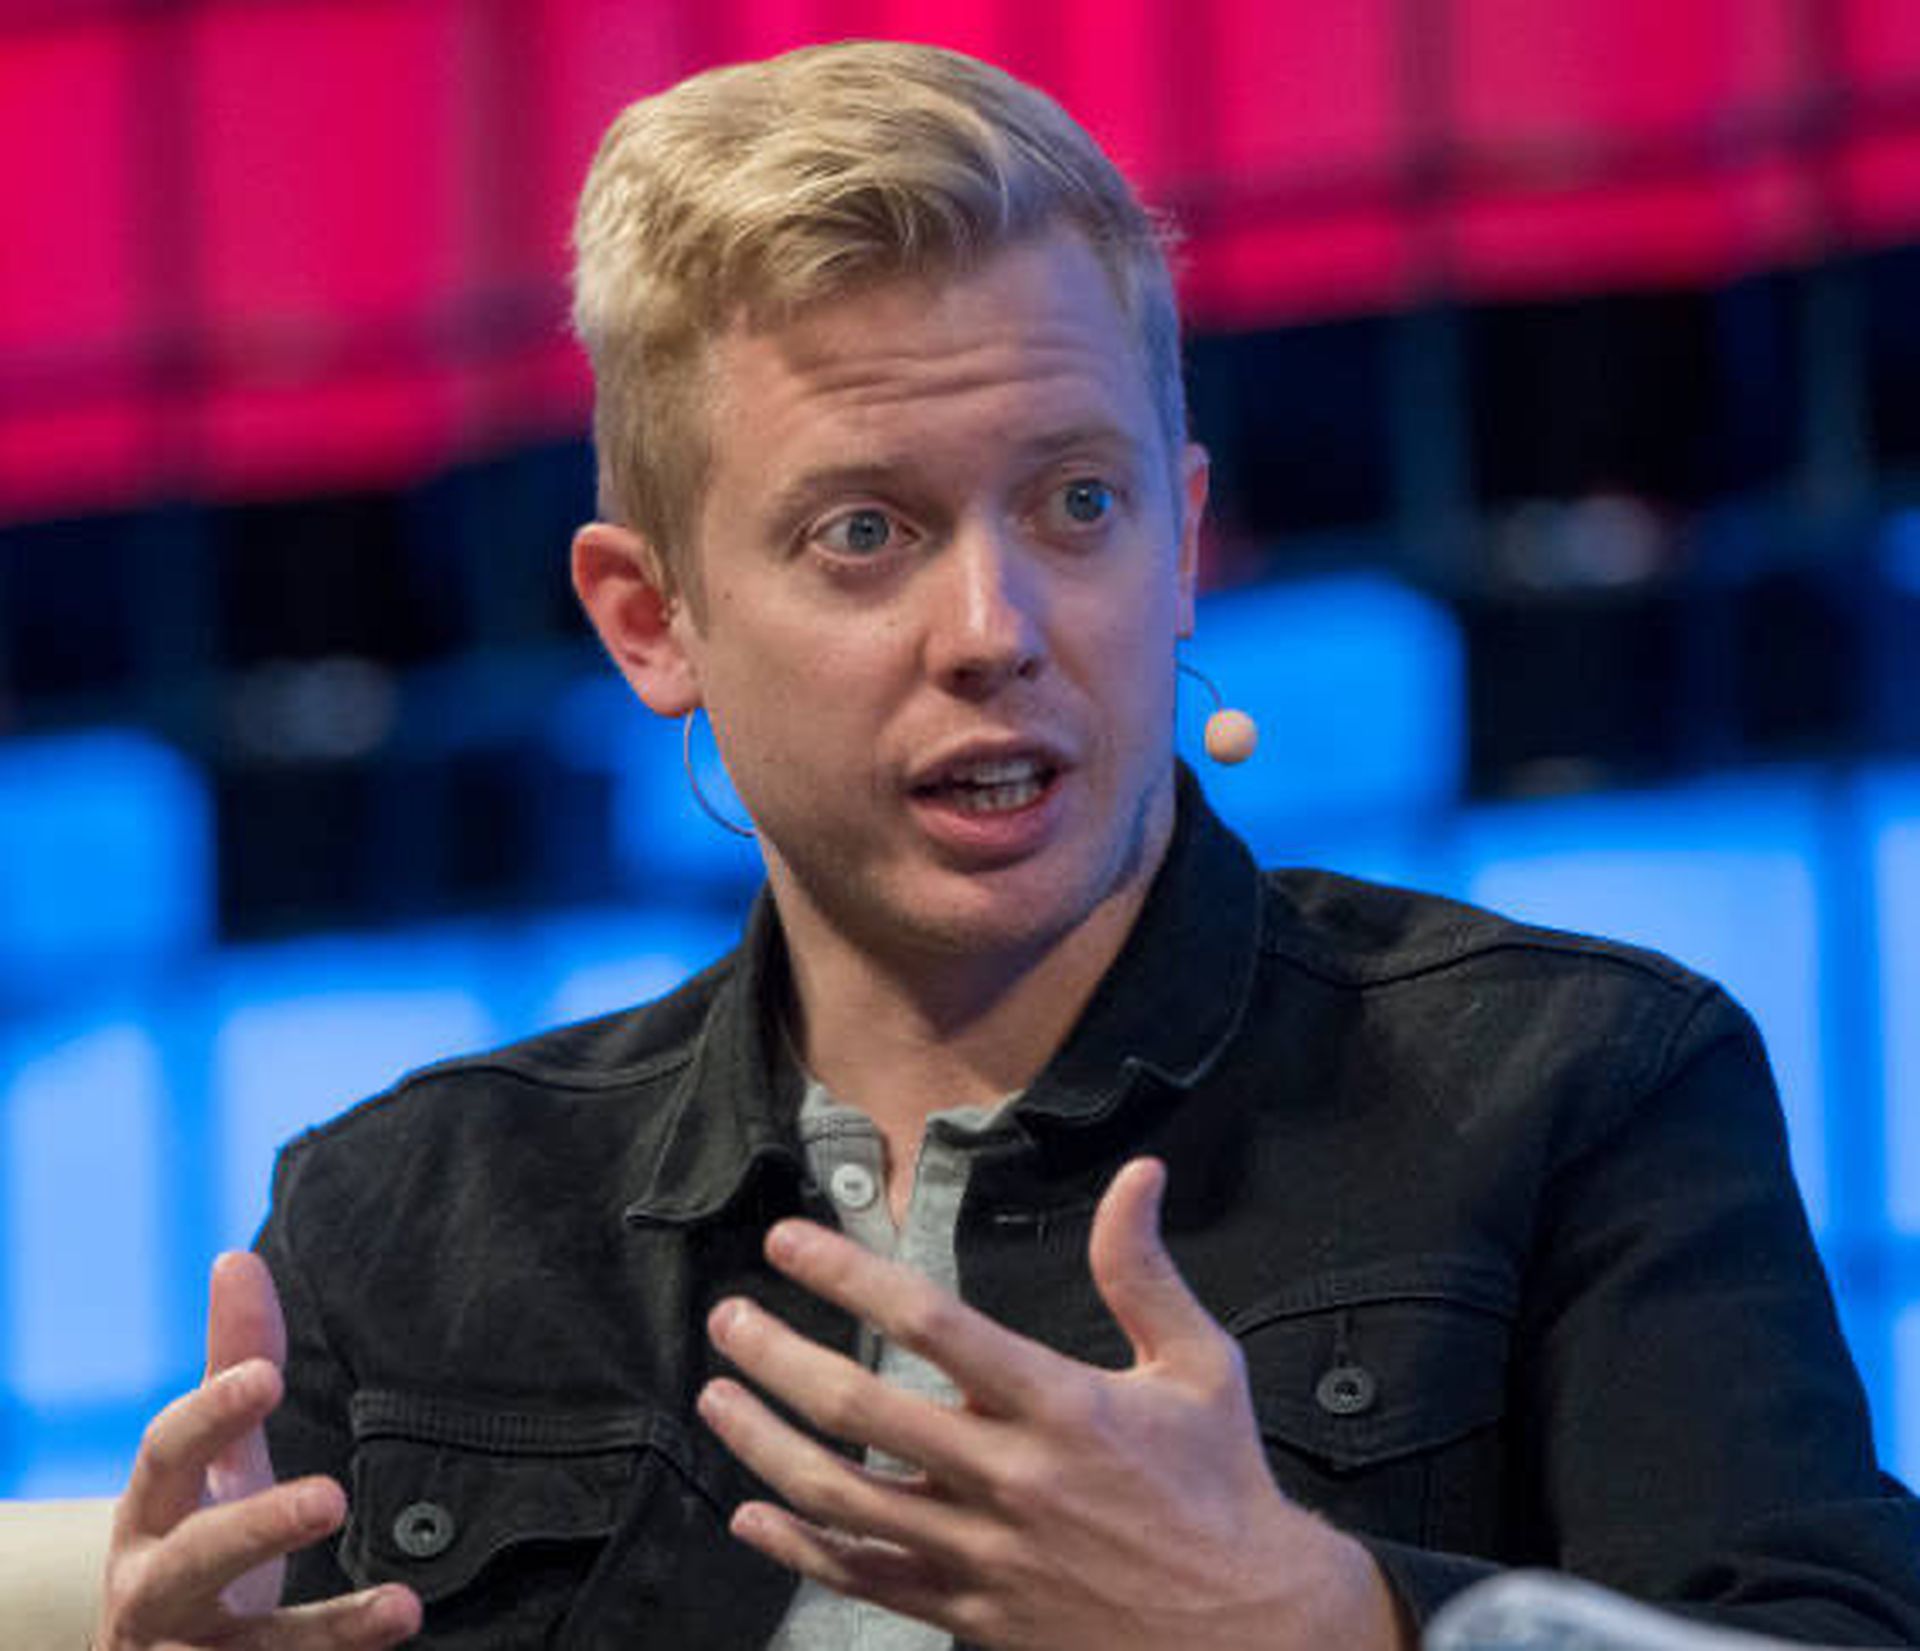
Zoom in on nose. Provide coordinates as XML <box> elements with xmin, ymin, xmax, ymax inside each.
<box><xmin>924</xmin><ymin>522</ymin><xmax>1046</xmax><ymax>698</ymax></box>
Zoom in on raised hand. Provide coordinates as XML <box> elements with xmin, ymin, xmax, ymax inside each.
<box><xmin>94</xmin><ymin>1251</ymin><xmax>420</xmax><ymax>1649</ymax></box>
<box><xmin>698</xmin><ymin>1157</ymin><xmax>1409</xmax><ymax>1651</ymax></box>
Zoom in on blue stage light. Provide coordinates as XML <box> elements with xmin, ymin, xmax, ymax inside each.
<box><xmin>1181</xmin><ymin>575</ymin><xmax>1464</xmax><ymax>858</ymax></box>
<box><xmin>527</xmin><ymin>908</ymin><xmax>745</xmax><ymax>1027</ymax></box>
<box><xmin>211</xmin><ymin>935</ymin><xmax>497</xmax><ymax>1250</ymax></box>
<box><xmin>1881</xmin><ymin>509</ymin><xmax>1920</xmax><ymax>598</ymax></box>
<box><xmin>1457</xmin><ymin>774</ymin><xmax>1828</xmax><ymax>1230</ymax></box>
<box><xmin>1868</xmin><ymin>767</ymin><xmax>1920</xmax><ymax>1234</ymax></box>
<box><xmin>549</xmin><ymin>676</ymin><xmax>763</xmax><ymax>895</ymax></box>
<box><xmin>3</xmin><ymin>1017</ymin><xmax>166</xmax><ymax>1407</ymax></box>
<box><xmin>1896</xmin><ymin>1305</ymin><xmax>1920</xmax><ymax>1497</ymax></box>
<box><xmin>0</xmin><ymin>732</ymin><xmax>211</xmax><ymax>1001</ymax></box>
<box><xmin>207</xmin><ymin>911</ymin><xmax>744</xmax><ymax>1253</ymax></box>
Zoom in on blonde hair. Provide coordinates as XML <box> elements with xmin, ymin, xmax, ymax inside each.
<box><xmin>571</xmin><ymin>39</ymin><xmax>1185</xmax><ymax>594</ymax></box>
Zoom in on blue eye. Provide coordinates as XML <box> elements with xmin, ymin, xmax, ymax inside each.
<box><xmin>820</xmin><ymin>507</ymin><xmax>895</xmax><ymax>556</ymax></box>
<box><xmin>1060</xmin><ymin>479</ymin><xmax>1113</xmax><ymax>525</ymax></box>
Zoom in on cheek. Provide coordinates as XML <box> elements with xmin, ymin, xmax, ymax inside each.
<box><xmin>1064</xmin><ymin>574</ymin><xmax>1179</xmax><ymax>684</ymax></box>
<box><xmin>703</xmin><ymin>629</ymin><xmax>891</xmax><ymax>785</ymax></box>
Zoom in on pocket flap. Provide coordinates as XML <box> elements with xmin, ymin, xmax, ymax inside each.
<box><xmin>1232</xmin><ymin>1256</ymin><xmax>1515</xmax><ymax>1472</ymax></box>
<box><xmin>339</xmin><ymin>1390</ymin><xmax>656</xmax><ymax>1603</ymax></box>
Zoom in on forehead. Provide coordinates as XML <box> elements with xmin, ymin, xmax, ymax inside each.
<box><xmin>700</xmin><ymin>230</ymin><xmax>1163</xmax><ymax>489</ymax></box>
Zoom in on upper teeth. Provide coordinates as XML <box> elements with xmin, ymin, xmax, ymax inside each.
<box><xmin>952</xmin><ymin>757</ymin><xmax>1041</xmax><ymax>786</ymax></box>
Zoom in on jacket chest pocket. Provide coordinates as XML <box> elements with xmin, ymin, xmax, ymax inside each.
<box><xmin>1229</xmin><ymin>1256</ymin><xmax>1517</xmax><ymax>1553</ymax></box>
<box><xmin>341</xmin><ymin>1390</ymin><xmax>661</xmax><ymax>1648</ymax></box>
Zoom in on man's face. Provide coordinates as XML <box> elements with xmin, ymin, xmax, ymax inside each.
<box><xmin>668</xmin><ymin>227</ymin><xmax>1205</xmax><ymax>972</ymax></box>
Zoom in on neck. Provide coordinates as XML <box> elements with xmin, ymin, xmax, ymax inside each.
<box><xmin>768</xmin><ymin>854</ymin><xmax>1167</xmax><ymax>1159</ymax></box>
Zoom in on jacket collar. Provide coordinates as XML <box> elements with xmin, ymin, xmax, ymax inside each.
<box><xmin>1016</xmin><ymin>763</ymin><xmax>1263</xmax><ymax>1128</ymax></box>
<box><xmin>620</xmin><ymin>887</ymin><xmax>799</xmax><ymax>1225</ymax></box>
<box><xmin>622</xmin><ymin>764</ymin><xmax>1263</xmax><ymax>1223</ymax></box>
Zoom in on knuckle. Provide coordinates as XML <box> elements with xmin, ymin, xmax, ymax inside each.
<box><xmin>787</xmin><ymin>1456</ymin><xmax>854</xmax><ymax>1522</ymax></box>
<box><xmin>944</xmin><ymin>1592</ymin><xmax>1009</xmax><ymax>1649</ymax></box>
<box><xmin>94</xmin><ymin>1571</ymin><xmax>135</xmax><ymax>1640</ymax></box>
<box><xmin>275</xmin><ymin>1484</ymin><xmax>318</xmax><ymax>1547</ymax></box>
<box><xmin>315</xmin><ymin>1602</ymin><xmax>383</xmax><ymax>1651</ymax></box>
<box><xmin>137</xmin><ymin>1412</ymin><xmax>189</xmax><ymax>1480</ymax></box>
<box><xmin>229</xmin><ymin>1618</ymin><xmax>291</xmax><ymax>1651</ymax></box>
<box><xmin>1200</xmin><ymin>1330</ymin><xmax>1250</xmax><ymax>1400</ymax></box>
<box><xmin>974</xmin><ymin>1517</ymin><xmax>1048</xmax><ymax>1596</ymax></box>
<box><xmin>1215</xmin><ymin>1325</ymin><xmax>1248</xmax><ymax>1377</ymax></box>
<box><xmin>986</xmin><ymin>1446</ymin><xmax>1055</xmax><ymax>1513</ymax></box>
<box><xmin>340</xmin><ymin>1591</ymin><xmax>419</xmax><ymax>1651</ymax></box>
<box><xmin>1035</xmin><ymin>1375</ymin><xmax>1100</xmax><ymax>1435</ymax></box>
<box><xmin>99</xmin><ymin>1547</ymin><xmax>162</xmax><ymax>1642</ymax></box>
<box><xmin>811</xmin><ymin>1372</ymin><xmax>869</xmax><ymax>1438</ymax></box>
<box><xmin>893</xmin><ymin>1292</ymin><xmax>959</xmax><ymax>1354</ymax></box>
<box><xmin>235</xmin><ymin>1594</ymin><xmax>372</xmax><ymax>1651</ymax></box>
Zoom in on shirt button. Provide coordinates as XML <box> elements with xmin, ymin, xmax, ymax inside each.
<box><xmin>1315</xmin><ymin>1363</ymin><xmax>1379</xmax><ymax>1417</ymax></box>
<box><xmin>828</xmin><ymin>1162</ymin><xmax>880</xmax><ymax>1211</ymax></box>
<box><xmin>392</xmin><ymin>1500</ymin><xmax>456</xmax><ymax>1559</ymax></box>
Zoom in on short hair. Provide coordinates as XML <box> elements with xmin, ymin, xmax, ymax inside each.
<box><xmin>571</xmin><ymin>39</ymin><xmax>1186</xmax><ymax>597</ymax></box>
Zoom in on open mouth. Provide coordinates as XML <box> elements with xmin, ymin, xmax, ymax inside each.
<box><xmin>911</xmin><ymin>755</ymin><xmax>1060</xmax><ymax>816</ymax></box>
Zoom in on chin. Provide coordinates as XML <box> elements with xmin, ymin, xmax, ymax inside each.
<box><xmin>766</xmin><ymin>773</ymin><xmax>1174</xmax><ymax>970</ymax></box>
<box><xmin>902</xmin><ymin>896</ymin><xmax>1084</xmax><ymax>960</ymax></box>
<box><xmin>884</xmin><ymin>850</ymin><xmax>1143</xmax><ymax>964</ymax></box>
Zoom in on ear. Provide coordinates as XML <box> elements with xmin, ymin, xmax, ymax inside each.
<box><xmin>1174</xmin><ymin>443</ymin><xmax>1209</xmax><ymax>640</ymax></box>
<box><xmin>571</xmin><ymin>522</ymin><xmax>701</xmax><ymax>717</ymax></box>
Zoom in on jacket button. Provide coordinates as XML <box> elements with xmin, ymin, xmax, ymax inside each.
<box><xmin>1314</xmin><ymin>1363</ymin><xmax>1379</xmax><ymax>1417</ymax></box>
<box><xmin>828</xmin><ymin>1161</ymin><xmax>880</xmax><ymax>1211</ymax></box>
<box><xmin>392</xmin><ymin>1500</ymin><xmax>456</xmax><ymax>1559</ymax></box>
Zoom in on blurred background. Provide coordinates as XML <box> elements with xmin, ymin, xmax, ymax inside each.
<box><xmin>2</xmin><ymin>0</ymin><xmax>1918</xmax><ymax>1499</ymax></box>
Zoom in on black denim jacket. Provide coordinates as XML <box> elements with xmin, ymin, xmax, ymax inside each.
<box><xmin>263</xmin><ymin>774</ymin><xmax>1920</xmax><ymax>1647</ymax></box>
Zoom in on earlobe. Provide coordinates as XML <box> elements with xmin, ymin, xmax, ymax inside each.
<box><xmin>571</xmin><ymin>522</ymin><xmax>701</xmax><ymax>717</ymax></box>
<box><xmin>1175</xmin><ymin>444</ymin><xmax>1209</xmax><ymax>639</ymax></box>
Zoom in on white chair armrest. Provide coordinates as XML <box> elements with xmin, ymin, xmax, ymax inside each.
<box><xmin>0</xmin><ymin>1499</ymin><xmax>115</xmax><ymax>1651</ymax></box>
<box><xmin>1426</xmin><ymin>1570</ymin><xmax>1866</xmax><ymax>1651</ymax></box>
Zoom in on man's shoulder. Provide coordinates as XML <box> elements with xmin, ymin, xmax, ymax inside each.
<box><xmin>277</xmin><ymin>944</ymin><xmax>742</xmax><ymax>1167</ymax></box>
<box><xmin>1246</xmin><ymin>865</ymin><xmax>1761</xmax><ymax>1150</ymax></box>
<box><xmin>1256</xmin><ymin>863</ymin><xmax>1720</xmax><ymax>1006</ymax></box>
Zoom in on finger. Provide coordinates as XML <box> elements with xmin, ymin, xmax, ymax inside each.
<box><xmin>120</xmin><ymin>1359</ymin><xmax>284</xmax><ymax>1540</ymax></box>
<box><xmin>134</xmin><ymin>1477</ymin><xmax>347</xmax><ymax>1634</ymax></box>
<box><xmin>1088</xmin><ymin>1158</ymin><xmax>1223</xmax><ymax>1371</ymax></box>
<box><xmin>727</xmin><ymin>1500</ymin><xmax>973</xmax><ymax>1633</ymax></box>
<box><xmin>207</xmin><ymin>1251</ymin><xmax>288</xmax><ymax>1376</ymax></box>
<box><xmin>698</xmin><ymin>1375</ymin><xmax>987</xmax><ymax>1563</ymax></box>
<box><xmin>760</xmin><ymin>1221</ymin><xmax>1062</xmax><ymax>1415</ymax></box>
<box><xmin>706</xmin><ymin>1296</ymin><xmax>1000</xmax><ymax>1487</ymax></box>
<box><xmin>225</xmin><ymin>1584</ymin><xmax>423</xmax><ymax>1650</ymax></box>
<box><xmin>204</xmin><ymin>1252</ymin><xmax>287</xmax><ymax>1501</ymax></box>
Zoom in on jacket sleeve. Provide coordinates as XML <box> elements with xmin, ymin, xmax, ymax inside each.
<box><xmin>1372</xmin><ymin>987</ymin><xmax>1920</xmax><ymax>1645</ymax></box>
<box><xmin>255</xmin><ymin>1136</ymin><xmax>364</xmax><ymax>1607</ymax></box>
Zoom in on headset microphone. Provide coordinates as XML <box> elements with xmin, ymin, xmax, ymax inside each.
<box><xmin>1178</xmin><ymin>661</ymin><xmax>1259</xmax><ymax>765</ymax></box>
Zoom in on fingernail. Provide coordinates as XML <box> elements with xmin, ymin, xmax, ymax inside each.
<box><xmin>295</xmin><ymin>1481</ymin><xmax>336</xmax><ymax>1524</ymax></box>
<box><xmin>709</xmin><ymin>1298</ymin><xmax>747</xmax><ymax>1344</ymax></box>
<box><xmin>365</xmin><ymin>1585</ymin><xmax>417</xmax><ymax>1630</ymax></box>
<box><xmin>766</xmin><ymin>1221</ymin><xmax>809</xmax><ymax>1264</ymax></box>
<box><xmin>696</xmin><ymin>1380</ymin><xmax>732</xmax><ymax>1423</ymax></box>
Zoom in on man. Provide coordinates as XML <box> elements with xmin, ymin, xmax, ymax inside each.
<box><xmin>95</xmin><ymin>40</ymin><xmax>1920</xmax><ymax>1651</ymax></box>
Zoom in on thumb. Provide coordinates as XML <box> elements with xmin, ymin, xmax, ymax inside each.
<box><xmin>1088</xmin><ymin>1158</ymin><xmax>1219</xmax><ymax>1371</ymax></box>
<box><xmin>204</xmin><ymin>1251</ymin><xmax>286</xmax><ymax>1500</ymax></box>
<box><xmin>206</xmin><ymin>1250</ymin><xmax>287</xmax><ymax>1376</ymax></box>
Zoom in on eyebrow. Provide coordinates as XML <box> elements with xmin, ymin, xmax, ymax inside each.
<box><xmin>761</xmin><ymin>464</ymin><xmax>916</xmax><ymax>534</ymax></box>
<box><xmin>1009</xmin><ymin>420</ymin><xmax>1142</xmax><ymax>466</ymax></box>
